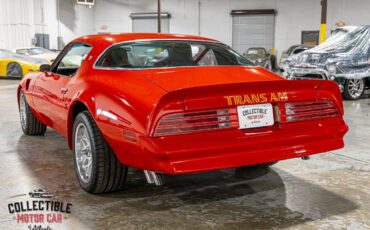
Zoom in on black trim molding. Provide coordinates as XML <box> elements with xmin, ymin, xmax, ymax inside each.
<box><xmin>231</xmin><ymin>9</ymin><xmax>276</xmax><ymax>16</ymax></box>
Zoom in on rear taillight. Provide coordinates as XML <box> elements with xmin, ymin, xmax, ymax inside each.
<box><xmin>283</xmin><ymin>101</ymin><xmax>339</xmax><ymax>122</ymax></box>
<box><xmin>153</xmin><ymin>108</ymin><xmax>238</xmax><ymax>137</ymax></box>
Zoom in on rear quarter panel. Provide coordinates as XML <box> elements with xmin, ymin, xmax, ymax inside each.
<box><xmin>66</xmin><ymin>66</ymin><xmax>167</xmax><ymax>155</ymax></box>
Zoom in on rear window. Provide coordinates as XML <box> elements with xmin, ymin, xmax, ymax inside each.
<box><xmin>95</xmin><ymin>40</ymin><xmax>253</xmax><ymax>68</ymax></box>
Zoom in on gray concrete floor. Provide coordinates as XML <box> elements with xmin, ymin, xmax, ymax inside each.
<box><xmin>0</xmin><ymin>79</ymin><xmax>369</xmax><ymax>230</ymax></box>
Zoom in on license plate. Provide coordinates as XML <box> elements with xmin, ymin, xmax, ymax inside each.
<box><xmin>237</xmin><ymin>103</ymin><xmax>274</xmax><ymax>129</ymax></box>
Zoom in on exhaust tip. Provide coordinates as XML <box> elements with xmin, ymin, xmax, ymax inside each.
<box><xmin>144</xmin><ymin>170</ymin><xmax>165</xmax><ymax>186</ymax></box>
<box><xmin>301</xmin><ymin>156</ymin><xmax>310</xmax><ymax>160</ymax></box>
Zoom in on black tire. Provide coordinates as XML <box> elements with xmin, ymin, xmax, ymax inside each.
<box><xmin>343</xmin><ymin>78</ymin><xmax>365</xmax><ymax>100</ymax></box>
<box><xmin>72</xmin><ymin>111</ymin><xmax>128</xmax><ymax>194</ymax></box>
<box><xmin>7</xmin><ymin>62</ymin><xmax>23</xmax><ymax>78</ymax></box>
<box><xmin>19</xmin><ymin>91</ymin><xmax>47</xmax><ymax>135</ymax></box>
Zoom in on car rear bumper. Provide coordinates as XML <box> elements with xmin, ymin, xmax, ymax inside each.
<box><xmin>112</xmin><ymin>117</ymin><xmax>348</xmax><ymax>174</ymax></box>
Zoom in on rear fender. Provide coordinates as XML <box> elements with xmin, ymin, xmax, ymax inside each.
<box><xmin>67</xmin><ymin>98</ymin><xmax>94</xmax><ymax>149</ymax></box>
<box><xmin>67</xmin><ymin>89</ymin><xmax>148</xmax><ymax>149</ymax></box>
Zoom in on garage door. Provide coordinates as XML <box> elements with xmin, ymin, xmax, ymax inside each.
<box><xmin>130</xmin><ymin>13</ymin><xmax>170</xmax><ymax>33</ymax></box>
<box><xmin>232</xmin><ymin>10</ymin><xmax>275</xmax><ymax>54</ymax></box>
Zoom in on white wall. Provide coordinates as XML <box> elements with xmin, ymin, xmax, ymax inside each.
<box><xmin>59</xmin><ymin>0</ymin><xmax>94</xmax><ymax>46</ymax></box>
<box><xmin>2</xmin><ymin>0</ymin><xmax>370</xmax><ymax>56</ymax></box>
<box><xmin>0</xmin><ymin>0</ymin><xmax>36</xmax><ymax>49</ymax></box>
<box><xmin>328</xmin><ymin>0</ymin><xmax>370</xmax><ymax>29</ymax></box>
<box><xmin>274</xmin><ymin>0</ymin><xmax>321</xmax><ymax>57</ymax></box>
<box><xmin>93</xmin><ymin>0</ymin><xmax>370</xmax><ymax>58</ymax></box>
<box><xmin>91</xmin><ymin>1</ymin><xmax>292</xmax><ymax>57</ymax></box>
<box><xmin>0</xmin><ymin>0</ymin><xmax>94</xmax><ymax>50</ymax></box>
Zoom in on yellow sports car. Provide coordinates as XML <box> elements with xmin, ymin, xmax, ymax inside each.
<box><xmin>0</xmin><ymin>49</ymin><xmax>48</xmax><ymax>78</ymax></box>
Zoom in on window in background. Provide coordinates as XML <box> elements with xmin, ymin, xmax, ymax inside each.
<box><xmin>301</xmin><ymin>31</ymin><xmax>320</xmax><ymax>45</ymax></box>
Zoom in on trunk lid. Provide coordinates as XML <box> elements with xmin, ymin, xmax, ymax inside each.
<box><xmin>144</xmin><ymin>66</ymin><xmax>283</xmax><ymax>92</ymax></box>
<box><xmin>143</xmin><ymin>66</ymin><xmax>323</xmax><ymax>111</ymax></box>
<box><xmin>177</xmin><ymin>80</ymin><xmax>323</xmax><ymax>111</ymax></box>
<box><xmin>147</xmin><ymin>68</ymin><xmax>342</xmax><ymax>135</ymax></box>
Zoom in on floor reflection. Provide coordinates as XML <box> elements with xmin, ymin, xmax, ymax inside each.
<box><xmin>11</xmin><ymin>132</ymin><xmax>358</xmax><ymax>229</ymax></box>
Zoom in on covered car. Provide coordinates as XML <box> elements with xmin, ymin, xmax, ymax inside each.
<box><xmin>279</xmin><ymin>44</ymin><xmax>315</xmax><ymax>71</ymax></box>
<box><xmin>18</xmin><ymin>33</ymin><xmax>347</xmax><ymax>193</ymax></box>
<box><xmin>0</xmin><ymin>49</ymin><xmax>47</xmax><ymax>78</ymax></box>
<box><xmin>243</xmin><ymin>47</ymin><xmax>273</xmax><ymax>70</ymax></box>
<box><xmin>282</xmin><ymin>26</ymin><xmax>370</xmax><ymax>100</ymax></box>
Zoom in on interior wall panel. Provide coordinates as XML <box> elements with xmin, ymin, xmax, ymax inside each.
<box><xmin>0</xmin><ymin>0</ymin><xmax>94</xmax><ymax>50</ymax></box>
<box><xmin>0</xmin><ymin>0</ymin><xmax>35</xmax><ymax>49</ymax></box>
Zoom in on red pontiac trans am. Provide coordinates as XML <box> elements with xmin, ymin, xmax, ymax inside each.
<box><xmin>18</xmin><ymin>33</ymin><xmax>348</xmax><ymax>193</ymax></box>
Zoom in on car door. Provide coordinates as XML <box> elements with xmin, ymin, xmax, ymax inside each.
<box><xmin>32</xmin><ymin>43</ymin><xmax>92</xmax><ymax>136</ymax></box>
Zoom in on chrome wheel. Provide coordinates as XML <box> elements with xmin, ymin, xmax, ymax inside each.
<box><xmin>19</xmin><ymin>92</ymin><xmax>27</xmax><ymax>130</ymax></box>
<box><xmin>75</xmin><ymin>123</ymin><xmax>93</xmax><ymax>183</ymax></box>
<box><xmin>347</xmin><ymin>79</ymin><xmax>365</xmax><ymax>99</ymax></box>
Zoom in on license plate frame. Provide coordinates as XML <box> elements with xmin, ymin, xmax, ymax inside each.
<box><xmin>237</xmin><ymin>103</ymin><xmax>274</xmax><ymax>129</ymax></box>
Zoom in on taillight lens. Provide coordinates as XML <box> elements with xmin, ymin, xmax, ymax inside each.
<box><xmin>284</xmin><ymin>101</ymin><xmax>339</xmax><ymax>122</ymax></box>
<box><xmin>153</xmin><ymin>108</ymin><xmax>238</xmax><ymax>137</ymax></box>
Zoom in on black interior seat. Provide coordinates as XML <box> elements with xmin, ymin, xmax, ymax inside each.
<box><xmin>103</xmin><ymin>48</ymin><xmax>131</xmax><ymax>67</ymax></box>
<box><xmin>168</xmin><ymin>43</ymin><xmax>193</xmax><ymax>66</ymax></box>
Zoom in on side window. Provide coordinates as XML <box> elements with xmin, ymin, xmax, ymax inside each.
<box><xmin>53</xmin><ymin>43</ymin><xmax>92</xmax><ymax>76</ymax></box>
<box><xmin>17</xmin><ymin>49</ymin><xmax>29</xmax><ymax>55</ymax></box>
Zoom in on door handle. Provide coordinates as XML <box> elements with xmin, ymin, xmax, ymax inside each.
<box><xmin>61</xmin><ymin>88</ymin><xmax>68</xmax><ymax>94</ymax></box>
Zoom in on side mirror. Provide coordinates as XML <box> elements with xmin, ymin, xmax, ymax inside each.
<box><xmin>40</xmin><ymin>64</ymin><xmax>51</xmax><ymax>72</ymax></box>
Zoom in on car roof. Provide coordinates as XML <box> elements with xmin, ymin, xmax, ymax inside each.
<box><xmin>74</xmin><ymin>33</ymin><xmax>219</xmax><ymax>47</ymax></box>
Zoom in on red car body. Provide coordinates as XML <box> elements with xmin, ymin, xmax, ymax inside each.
<box><xmin>18</xmin><ymin>33</ymin><xmax>348</xmax><ymax>175</ymax></box>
